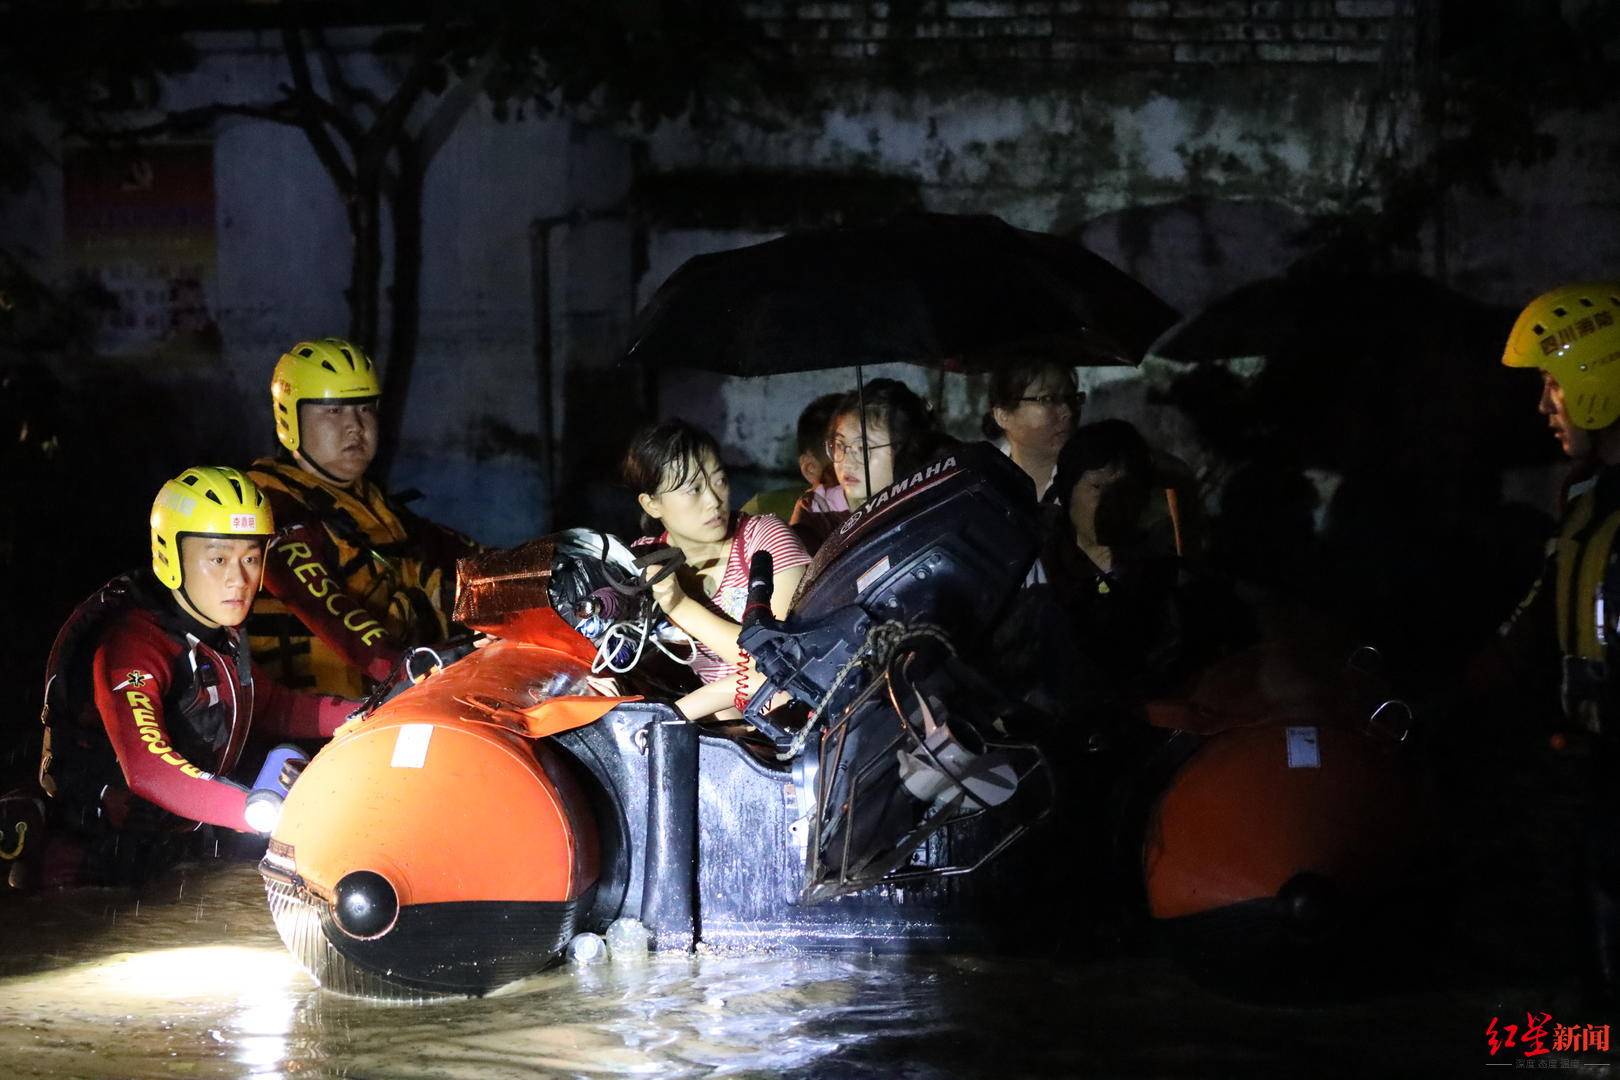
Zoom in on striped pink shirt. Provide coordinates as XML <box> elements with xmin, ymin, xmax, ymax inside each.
<box><xmin>634</xmin><ymin>512</ymin><xmax>810</xmax><ymax>684</ymax></box>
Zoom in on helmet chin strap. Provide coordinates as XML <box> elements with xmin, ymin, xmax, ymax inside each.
<box><xmin>172</xmin><ymin>582</ymin><xmax>220</xmax><ymax>630</ymax></box>
<box><xmin>295</xmin><ymin>447</ymin><xmax>359</xmax><ymax>488</ymax></box>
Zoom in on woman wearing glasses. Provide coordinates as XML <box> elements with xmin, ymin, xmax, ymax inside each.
<box><xmin>812</xmin><ymin>379</ymin><xmax>945</xmax><ymax>529</ymax></box>
<box><xmin>981</xmin><ymin>361</ymin><xmax>1083</xmax><ymax>501</ymax></box>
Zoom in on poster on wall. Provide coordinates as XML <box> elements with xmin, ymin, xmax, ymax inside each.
<box><xmin>63</xmin><ymin>142</ymin><xmax>221</xmax><ymax>363</ymax></box>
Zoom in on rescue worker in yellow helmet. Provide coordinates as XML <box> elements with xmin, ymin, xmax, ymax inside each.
<box><xmin>246</xmin><ymin>338</ymin><xmax>479</xmax><ymax>697</ymax></box>
<box><xmin>32</xmin><ymin>467</ymin><xmax>353</xmax><ymax>886</ymax></box>
<box><xmin>1497</xmin><ymin>282</ymin><xmax>1620</xmax><ymax>1000</ymax></box>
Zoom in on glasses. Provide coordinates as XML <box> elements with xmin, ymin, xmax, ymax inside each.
<box><xmin>1018</xmin><ymin>392</ymin><xmax>1086</xmax><ymax>410</ymax></box>
<box><xmin>827</xmin><ymin>436</ymin><xmax>892</xmax><ymax>463</ymax></box>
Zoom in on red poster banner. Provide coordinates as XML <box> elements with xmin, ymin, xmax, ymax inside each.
<box><xmin>63</xmin><ymin>143</ymin><xmax>220</xmax><ymax>362</ymax></box>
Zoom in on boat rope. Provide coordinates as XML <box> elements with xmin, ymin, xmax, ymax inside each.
<box><xmin>774</xmin><ymin>619</ymin><xmax>956</xmax><ymax>762</ymax></box>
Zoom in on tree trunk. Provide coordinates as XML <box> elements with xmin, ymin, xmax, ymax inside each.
<box><xmin>346</xmin><ymin>184</ymin><xmax>383</xmax><ymax>355</ymax></box>
<box><xmin>375</xmin><ymin>138</ymin><xmax>423</xmax><ymax>481</ymax></box>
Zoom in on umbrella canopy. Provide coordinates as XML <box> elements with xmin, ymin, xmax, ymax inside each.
<box><xmin>1151</xmin><ymin>265</ymin><xmax>1508</xmax><ymax>366</ymax></box>
<box><xmin>625</xmin><ymin>213</ymin><xmax>1178</xmax><ymax>376</ymax></box>
<box><xmin>1148</xmin><ymin>265</ymin><xmax>1549</xmax><ymax>471</ymax></box>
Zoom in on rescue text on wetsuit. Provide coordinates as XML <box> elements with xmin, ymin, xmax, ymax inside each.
<box><xmin>263</xmin><ymin>521</ymin><xmax>398</xmax><ymax>683</ymax></box>
<box><xmin>248</xmin><ymin>458</ymin><xmax>476</xmax><ymax>696</ymax></box>
<box><xmin>90</xmin><ymin>606</ymin><xmax>351</xmax><ymax>831</ymax></box>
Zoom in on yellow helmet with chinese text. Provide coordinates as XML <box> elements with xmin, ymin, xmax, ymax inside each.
<box><xmin>270</xmin><ymin>338</ymin><xmax>381</xmax><ymax>453</ymax></box>
<box><xmin>1503</xmin><ymin>283</ymin><xmax>1620</xmax><ymax>430</ymax></box>
<box><xmin>150</xmin><ymin>466</ymin><xmax>274</xmax><ymax>589</ymax></box>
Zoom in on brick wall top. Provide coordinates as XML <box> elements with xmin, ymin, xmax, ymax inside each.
<box><xmin>745</xmin><ymin>0</ymin><xmax>1416</xmax><ymax>73</ymax></box>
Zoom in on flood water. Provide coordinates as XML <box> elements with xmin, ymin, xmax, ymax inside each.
<box><xmin>0</xmin><ymin>843</ymin><xmax>1606</xmax><ymax>1079</ymax></box>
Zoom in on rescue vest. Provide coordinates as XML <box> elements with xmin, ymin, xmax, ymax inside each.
<box><xmin>39</xmin><ymin>572</ymin><xmax>250</xmax><ymax>827</ymax></box>
<box><xmin>246</xmin><ymin>458</ymin><xmax>462</xmax><ymax>696</ymax></box>
<box><xmin>1545</xmin><ymin>470</ymin><xmax>1620</xmax><ymax>731</ymax></box>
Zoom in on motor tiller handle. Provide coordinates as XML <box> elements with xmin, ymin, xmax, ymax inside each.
<box><xmin>743</xmin><ymin>550</ymin><xmax>776</xmax><ymax>628</ymax></box>
<box><xmin>739</xmin><ymin>549</ymin><xmax>796</xmax><ymax>744</ymax></box>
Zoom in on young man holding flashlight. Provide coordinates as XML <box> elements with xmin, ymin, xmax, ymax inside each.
<box><xmin>35</xmin><ymin>466</ymin><xmax>354</xmax><ymax>886</ymax></box>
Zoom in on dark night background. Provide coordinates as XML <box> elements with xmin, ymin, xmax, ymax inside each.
<box><xmin>1</xmin><ymin>0</ymin><xmax>1618</xmax><ymax>1073</ymax></box>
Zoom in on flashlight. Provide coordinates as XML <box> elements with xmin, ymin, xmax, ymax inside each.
<box><xmin>245</xmin><ymin>744</ymin><xmax>306</xmax><ymax>835</ymax></box>
<box><xmin>243</xmin><ymin>790</ymin><xmax>282</xmax><ymax>835</ymax></box>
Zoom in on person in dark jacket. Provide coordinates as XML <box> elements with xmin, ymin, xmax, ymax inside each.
<box><xmin>1042</xmin><ymin>420</ymin><xmax>1251</xmax><ymax>708</ymax></box>
<box><xmin>982</xmin><ymin>360</ymin><xmax>1082</xmax><ymax>502</ymax></box>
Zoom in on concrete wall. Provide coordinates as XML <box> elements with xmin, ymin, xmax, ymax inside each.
<box><xmin>627</xmin><ymin>1</ymin><xmax>1619</xmax><ymax>500</ymax></box>
<box><xmin>6</xmin><ymin>4</ymin><xmax>1614</xmax><ymax>541</ymax></box>
<box><xmin>632</xmin><ymin>2</ymin><xmax>1422</xmax><ymax>481</ymax></box>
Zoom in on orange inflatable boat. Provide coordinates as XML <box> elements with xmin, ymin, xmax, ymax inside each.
<box><xmin>258</xmin><ymin>445</ymin><xmax>1427</xmax><ymax>999</ymax></box>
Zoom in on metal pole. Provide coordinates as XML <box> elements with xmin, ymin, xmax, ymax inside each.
<box><xmin>530</xmin><ymin>219</ymin><xmax>560</xmax><ymax>531</ymax></box>
<box><xmin>856</xmin><ymin>363</ymin><xmax>871</xmax><ymax>498</ymax></box>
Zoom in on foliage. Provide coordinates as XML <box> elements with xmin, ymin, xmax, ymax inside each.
<box><xmin>370</xmin><ymin>0</ymin><xmax>783</xmax><ymax>128</ymax></box>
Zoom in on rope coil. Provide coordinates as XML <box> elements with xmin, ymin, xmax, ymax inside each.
<box><xmin>774</xmin><ymin>619</ymin><xmax>956</xmax><ymax>761</ymax></box>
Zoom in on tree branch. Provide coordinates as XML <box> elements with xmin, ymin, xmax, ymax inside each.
<box><xmin>68</xmin><ymin>101</ymin><xmax>303</xmax><ymax>142</ymax></box>
<box><xmin>280</xmin><ymin>19</ymin><xmax>356</xmax><ymax>196</ymax></box>
<box><xmin>279</xmin><ymin>81</ymin><xmax>366</xmax><ymax>146</ymax></box>
<box><xmin>417</xmin><ymin>43</ymin><xmax>499</xmax><ymax>162</ymax></box>
<box><xmin>365</xmin><ymin>3</ymin><xmax>451</xmax><ymax>162</ymax></box>
<box><xmin>310</xmin><ymin>23</ymin><xmax>384</xmax><ymax>119</ymax></box>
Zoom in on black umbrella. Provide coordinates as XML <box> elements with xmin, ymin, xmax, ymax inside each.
<box><xmin>624</xmin><ymin>212</ymin><xmax>1178</xmax><ymax>375</ymax></box>
<box><xmin>1148</xmin><ymin>265</ymin><xmax>1546</xmax><ymax>470</ymax></box>
<box><xmin>1151</xmin><ymin>265</ymin><xmax>1509</xmax><ymax>366</ymax></box>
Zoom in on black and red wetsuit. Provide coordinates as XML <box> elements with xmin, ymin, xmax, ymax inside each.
<box><xmin>41</xmin><ymin>572</ymin><xmax>353</xmax><ymax>838</ymax></box>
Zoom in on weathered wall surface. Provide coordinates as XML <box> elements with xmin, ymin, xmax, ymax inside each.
<box><xmin>5</xmin><ymin>2</ymin><xmax>1615</xmax><ymax>541</ymax></box>
<box><xmin>636</xmin><ymin>0</ymin><xmax>1425</xmax><ymax>481</ymax></box>
<box><xmin>631</xmin><ymin>0</ymin><xmax>1620</xmax><ymax>499</ymax></box>
<box><xmin>1445</xmin><ymin>102</ymin><xmax>1620</xmax><ymax>302</ymax></box>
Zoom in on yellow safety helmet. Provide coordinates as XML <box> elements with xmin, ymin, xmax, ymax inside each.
<box><xmin>150</xmin><ymin>466</ymin><xmax>274</xmax><ymax>589</ymax></box>
<box><xmin>270</xmin><ymin>338</ymin><xmax>382</xmax><ymax>453</ymax></box>
<box><xmin>1503</xmin><ymin>283</ymin><xmax>1620</xmax><ymax>430</ymax></box>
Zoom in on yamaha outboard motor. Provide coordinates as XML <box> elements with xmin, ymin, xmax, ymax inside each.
<box><xmin>741</xmin><ymin>441</ymin><xmax>1058</xmax><ymax>903</ymax></box>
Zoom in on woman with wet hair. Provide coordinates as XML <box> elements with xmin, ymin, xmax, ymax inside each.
<box><xmin>622</xmin><ymin>420</ymin><xmax>810</xmax><ymax>719</ymax></box>
<box><xmin>982</xmin><ymin>360</ymin><xmax>1083</xmax><ymax>501</ymax></box>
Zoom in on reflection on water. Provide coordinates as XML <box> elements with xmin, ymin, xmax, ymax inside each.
<box><xmin>0</xmin><ymin>860</ymin><xmax>1577</xmax><ymax>1078</ymax></box>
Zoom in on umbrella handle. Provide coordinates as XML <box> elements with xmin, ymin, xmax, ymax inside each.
<box><xmin>1165</xmin><ymin>487</ymin><xmax>1184</xmax><ymax>558</ymax></box>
